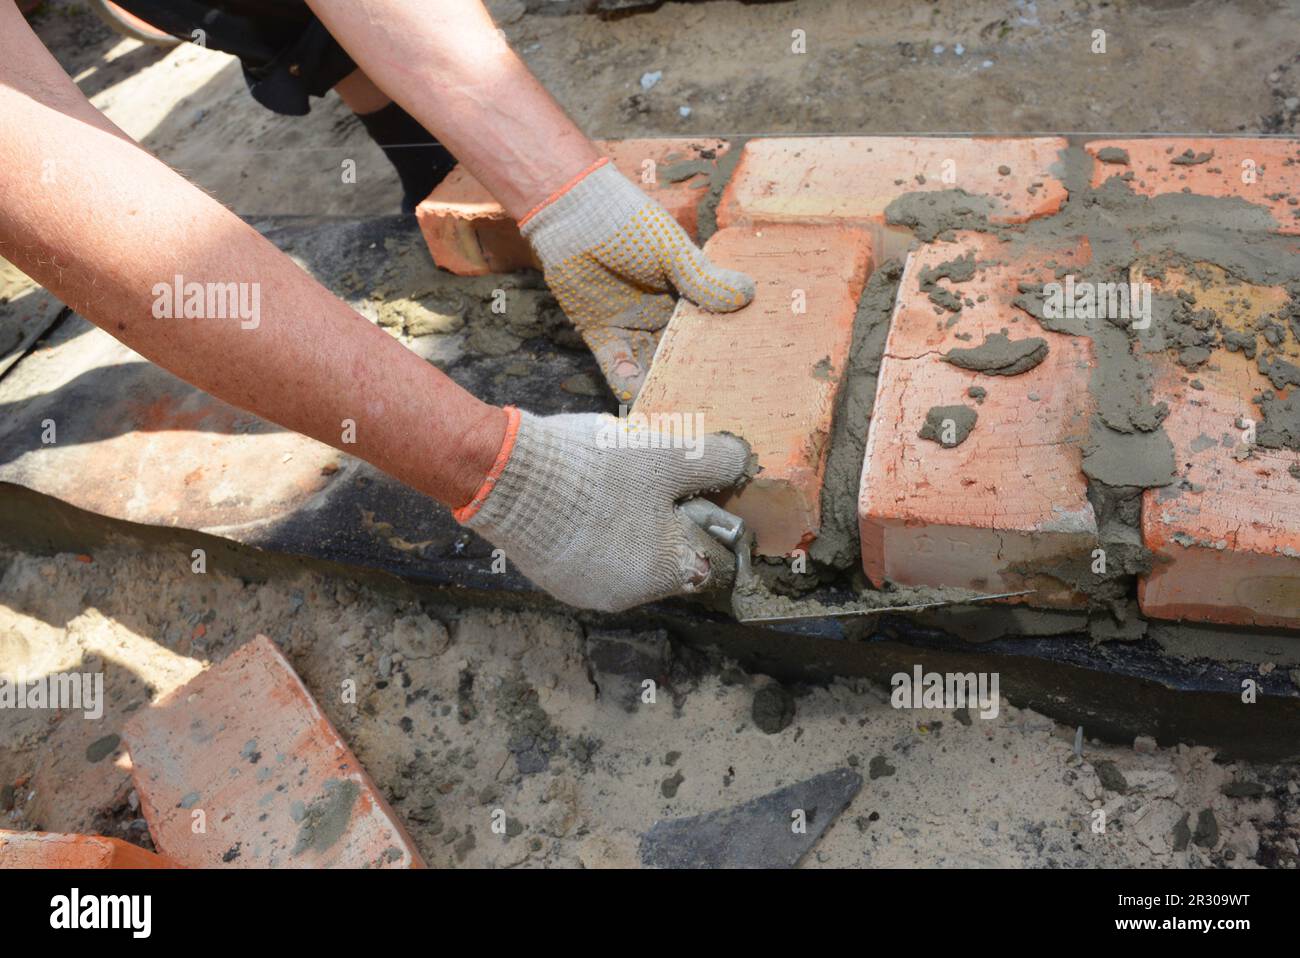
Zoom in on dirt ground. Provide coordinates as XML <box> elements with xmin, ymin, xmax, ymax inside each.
<box><xmin>23</xmin><ymin>0</ymin><xmax>1300</xmax><ymax>219</ymax></box>
<box><xmin>4</xmin><ymin>544</ymin><xmax>1297</xmax><ymax>868</ymax></box>
<box><xmin>3</xmin><ymin>0</ymin><xmax>1300</xmax><ymax>868</ymax></box>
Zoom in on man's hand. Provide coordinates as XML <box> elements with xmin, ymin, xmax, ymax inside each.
<box><xmin>455</xmin><ymin>407</ymin><xmax>751</xmax><ymax>612</ymax></box>
<box><xmin>301</xmin><ymin>3</ymin><xmax>753</xmax><ymax>399</ymax></box>
<box><xmin>0</xmin><ymin>1</ymin><xmax>506</xmax><ymax>512</ymax></box>
<box><xmin>520</xmin><ymin>159</ymin><xmax>756</xmax><ymax>402</ymax></box>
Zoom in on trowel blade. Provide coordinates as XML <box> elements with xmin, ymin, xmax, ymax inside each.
<box><xmin>737</xmin><ymin>590</ymin><xmax>1036</xmax><ymax>625</ymax></box>
<box><xmin>719</xmin><ymin>524</ymin><xmax>1035</xmax><ymax>625</ymax></box>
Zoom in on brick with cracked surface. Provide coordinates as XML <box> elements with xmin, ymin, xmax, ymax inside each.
<box><xmin>858</xmin><ymin>231</ymin><xmax>1097</xmax><ymax>606</ymax></box>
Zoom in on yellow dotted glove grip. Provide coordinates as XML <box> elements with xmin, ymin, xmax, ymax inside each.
<box><xmin>521</xmin><ymin>160</ymin><xmax>755</xmax><ymax>401</ymax></box>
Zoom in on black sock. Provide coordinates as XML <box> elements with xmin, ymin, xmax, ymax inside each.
<box><xmin>356</xmin><ymin>102</ymin><xmax>457</xmax><ymax>214</ymax></box>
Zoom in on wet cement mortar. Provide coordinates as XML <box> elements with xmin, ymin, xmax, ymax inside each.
<box><xmin>341</xmin><ymin>235</ymin><xmax>597</xmax><ymax>393</ymax></box>
<box><xmin>728</xmin><ymin>260</ymin><xmax>1011</xmax><ymax>620</ymax></box>
<box><xmin>664</xmin><ymin>137</ymin><xmax>992</xmax><ymax>614</ymax></box>
<box><xmin>737</xmin><ymin>139</ymin><xmax>1300</xmax><ymax>639</ymax></box>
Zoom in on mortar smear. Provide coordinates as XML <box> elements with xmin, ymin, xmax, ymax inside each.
<box><xmin>943</xmin><ymin>332</ymin><xmax>1049</xmax><ymax>376</ymax></box>
<box><xmin>819</xmin><ymin>137</ymin><xmax>1300</xmax><ymax>629</ymax></box>
<box><xmin>918</xmin><ymin>404</ymin><xmax>978</xmax><ymax>447</ymax></box>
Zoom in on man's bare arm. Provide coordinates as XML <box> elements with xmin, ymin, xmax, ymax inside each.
<box><xmin>304</xmin><ymin>0</ymin><xmax>601</xmax><ymax>220</ymax></box>
<box><xmin>0</xmin><ymin>2</ymin><xmax>504</xmax><ymax>509</ymax></box>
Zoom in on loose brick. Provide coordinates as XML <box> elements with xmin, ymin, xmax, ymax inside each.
<box><xmin>1087</xmin><ymin>138</ymin><xmax>1300</xmax><ymax>234</ymax></box>
<box><xmin>124</xmin><ymin>635</ymin><xmax>423</xmax><ymax>868</ymax></box>
<box><xmin>1136</xmin><ymin>261</ymin><xmax>1300</xmax><ymax>627</ymax></box>
<box><xmin>634</xmin><ymin>224</ymin><xmax>873</xmax><ymax>555</ymax></box>
<box><xmin>416</xmin><ymin>138</ymin><xmax>729</xmax><ymax>275</ymax></box>
<box><xmin>0</xmin><ymin>830</ymin><xmax>178</xmax><ymax>868</ymax></box>
<box><xmin>716</xmin><ymin>136</ymin><xmax>1069</xmax><ymax>256</ymax></box>
<box><xmin>858</xmin><ymin>231</ymin><xmax>1097</xmax><ymax>606</ymax></box>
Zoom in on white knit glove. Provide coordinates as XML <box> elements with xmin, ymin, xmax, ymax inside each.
<box><xmin>453</xmin><ymin>407</ymin><xmax>750</xmax><ymax>612</ymax></box>
<box><xmin>519</xmin><ymin>158</ymin><xmax>756</xmax><ymax>403</ymax></box>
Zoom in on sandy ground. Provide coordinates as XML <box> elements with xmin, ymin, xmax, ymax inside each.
<box><xmin>3</xmin><ymin>0</ymin><xmax>1300</xmax><ymax>868</ymax></box>
<box><xmin>3</xmin><ymin>545</ymin><xmax>1297</xmax><ymax>868</ymax></box>
<box><xmin>23</xmin><ymin>0</ymin><xmax>1300</xmax><ymax>220</ymax></box>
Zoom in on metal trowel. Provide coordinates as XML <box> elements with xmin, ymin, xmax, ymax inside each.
<box><xmin>680</xmin><ymin>497</ymin><xmax>1033</xmax><ymax>624</ymax></box>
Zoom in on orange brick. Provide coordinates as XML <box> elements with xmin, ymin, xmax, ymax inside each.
<box><xmin>1087</xmin><ymin>138</ymin><xmax>1300</xmax><ymax>234</ymax></box>
<box><xmin>123</xmin><ymin>635</ymin><xmax>423</xmax><ymax>868</ymax></box>
<box><xmin>0</xmin><ymin>830</ymin><xmax>178</xmax><ymax>868</ymax></box>
<box><xmin>634</xmin><ymin>224</ymin><xmax>873</xmax><ymax>555</ymax></box>
<box><xmin>416</xmin><ymin>138</ymin><xmax>729</xmax><ymax>275</ymax></box>
<box><xmin>858</xmin><ymin>231</ymin><xmax>1097</xmax><ymax>606</ymax></box>
<box><xmin>416</xmin><ymin>186</ymin><xmax>534</xmax><ymax>276</ymax></box>
<box><xmin>1137</xmin><ymin>262</ymin><xmax>1300</xmax><ymax>627</ymax></box>
<box><xmin>716</xmin><ymin>136</ymin><xmax>1068</xmax><ymax>256</ymax></box>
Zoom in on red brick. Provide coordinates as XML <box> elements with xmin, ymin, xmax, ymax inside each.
<box><xmin>416</xmin><ymin>138</ymin><xmax>730</xmax><ymax>275</ymax></box>
<box><xmin>124</xmin><ymin>635</ymin><xmax>423</xmax><ymax>868</ymax></box>
<box><xmin>1087</xmin><ymin>138</ymin><xmax>1300</xmax><ymax>234</ymax></box>
<box><xmin>858</xmin><ymin>231</ymin><xmax>1097</xmax><ymax>606</ymax></box>
<box><xmin>1137</xmin><ymin>261</ymin><xmax>1300</xmax><ymax>627</ymax></box>
<box><xmin>0</xmin><ymin>321</ymin><xmax>345</xmax><ymax>533</ymax></box>
<box><xmin>634</xmin><ymin>224</ymin><xmax>873</xmax><ymax>555</ymax></box>
<box><xmin>0</xmin><ymin>830</ymin><xmax>178</xmax><ymax>868</ymax></box>
<box><xmin>717</xmin><ymin>136</ymin><xmax>1068</xmax><ymax>256</ymax></box>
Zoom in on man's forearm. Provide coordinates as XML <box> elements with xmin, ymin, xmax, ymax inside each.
<box><xmin>0</xmin><ymin>3</ymin><xmax>503</xmax><ymax>508</ymax></box>
<box><xmin>304</xmin><ymin>0</ymin><xmax>601</xmax><ymax>220</ymax></box>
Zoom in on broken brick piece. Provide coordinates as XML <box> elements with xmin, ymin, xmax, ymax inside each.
<box><xmin>416</xmin><ymin>138</ymin><xmax>729</xmax><ymax>275</ymax></box>
<box><xmin>0</xmin><ymin>830</ymin><xmax>178</xmax><ymax>868</ymax></box>
<box><xmin>634</xmin><ymin>224</ymin><xmax>874</xmax><ymax>555</ymax></box>
<box><xmin>123</xmin><ymin>635</ymin><xmax>423</xmax><ymax>868</ymax></box>
<box><xmin>858</xmin><ymin>231</ymin><xmax>1097</xmax><ymax>606</ymax></box>
<box><xmin>716</xmin><ymin>136</ymin><xmax>1069</xmax><ymax>254</ymax></box>
<box><xmin>1087</xmin><ymin>138</ymin><xmax>1300</xmax><ymax>235</ymax></box>
<box><xmin>1137</xmin><ymin>262</ymin><xmax>1300</xmax><ymax>627</ymax></box>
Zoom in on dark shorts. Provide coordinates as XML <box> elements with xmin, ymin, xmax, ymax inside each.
<box><xmin>111</xmin><ymin>1</ymin><xmax>356</xmax><ymax>116</ymax></box>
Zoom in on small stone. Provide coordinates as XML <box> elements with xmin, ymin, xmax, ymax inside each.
<box><xmin>1092</xmin><ymin>760</ymin><xmax>1128</xmax><ymax>794</ymax></box>
<box><xmin>660</xmin><ymin>770</ymin><xmax>685</xmax><ymax>799</ymax></box>
<box><xmin>1221</xmin><ymin>781</ymin><xmax>1266</xmax><ymax>799</ymax></box>
<box><xmin>868</xmin><ymin>755</ymin><xmax>896</xmax><ymax>780</ymax></box>
<box><xmin>1171</xmin><ymin>812</ymin><xmax>1191</xmax><ymax>852</ymax></box>
<box><xmin>85</xmin><ymin>734</ymin><xmax>120</xmax><ymax>764</ymax></box>
<box><xmin>1192</xmin><ymin>808</ymin><xmax>1219</xmax><ymax>848</ymax></box>
<box><xmin>751</xmin><ymin>684</ymin><xmax>796</xmax><ymax>734</ymax></box>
